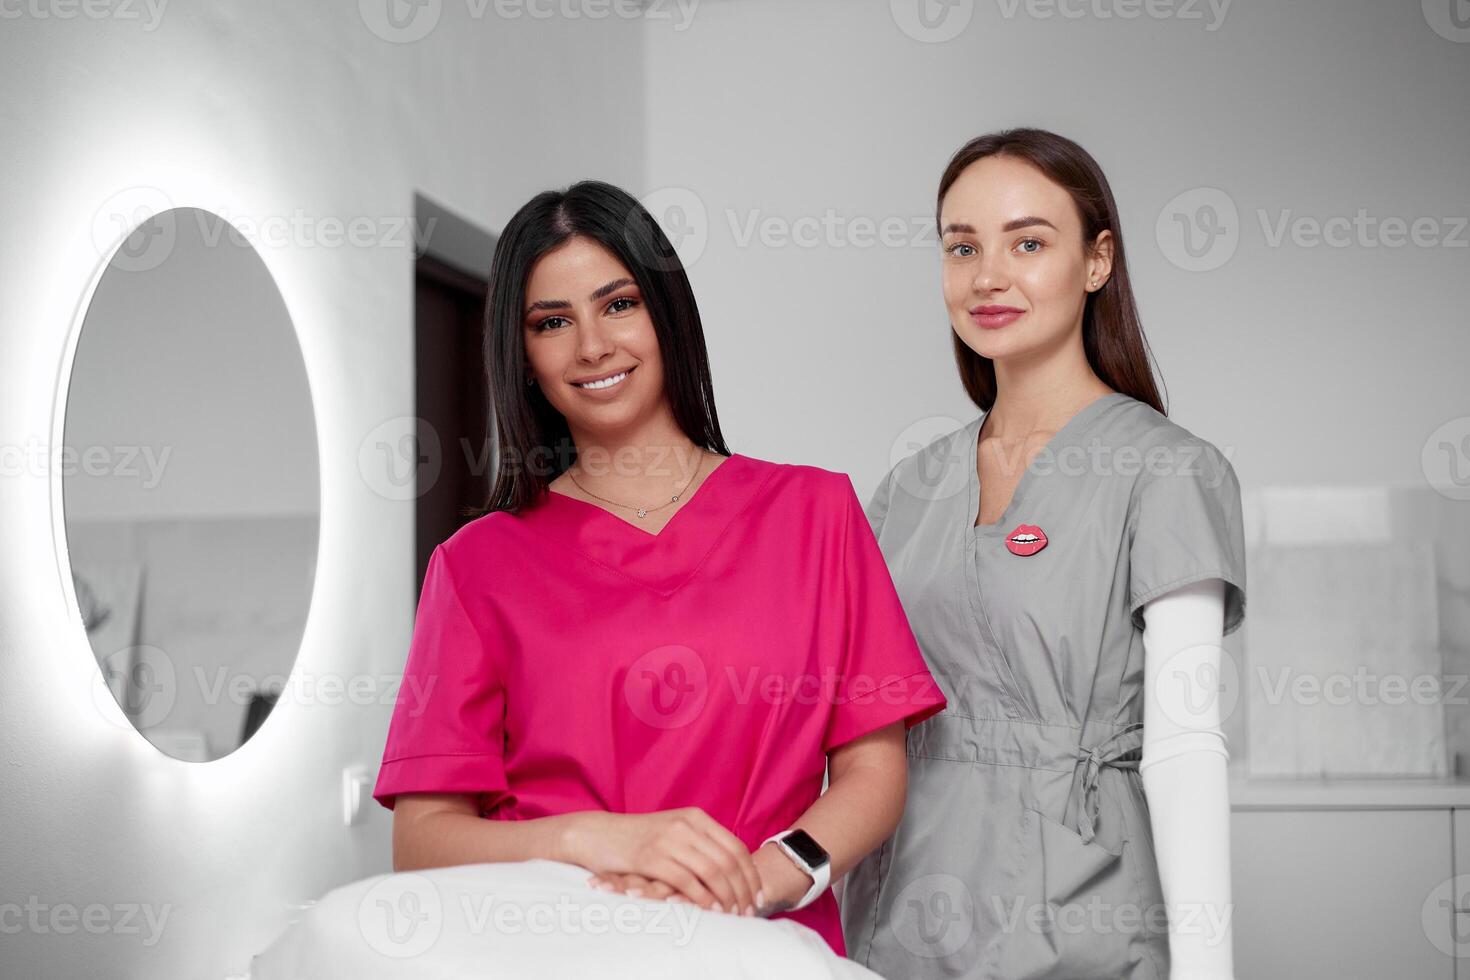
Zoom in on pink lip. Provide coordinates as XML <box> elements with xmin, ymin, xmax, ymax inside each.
<box><xmin>970</xmin><ymin>306</ymin><xmax>1025</xmax><ymax>330</ymax></box>
<box><xmin>1005</xmin><ymin>524</ymin><xmax>1048</xmax><ymax>557</ymax></box>
<box><xmin>570</xmin><ymin>365</ymin><xmax>636</xmax><ymax>385</ymax></box>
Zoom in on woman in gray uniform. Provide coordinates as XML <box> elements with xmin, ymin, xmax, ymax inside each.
<box><xmin>840</xmin><ymin>128</ymin><xmax>1246</xmax><ymax>979</ymax></box>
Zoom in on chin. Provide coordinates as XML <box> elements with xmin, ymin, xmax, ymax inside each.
<box><xmin>955</xmin><ymin>328</ymin><xmax>1012</xmax><ymax>361</ymax></box>
<box><xmin>960</xmin><ymin>325</ymin><xmax>1062</xmax><ymax>365</ymax></box>
<box><xmin>569</xmin><ymin>402</ymin><xmax>648</xmax><ymax>433</ymax></box>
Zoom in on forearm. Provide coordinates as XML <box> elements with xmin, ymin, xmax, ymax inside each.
<box><xmin>393</xmin><ymin>808</ymin><xmax>596</xmax><ymax>872</ymax></box>
<box><xmin>1140</xmin><ymin>579</ymin><xmax>1235</xmax><ymax>979</ymax></box>
<box><xmin>781</xmin><ymin>758</ymin><xmax>905</xmax><ymax>888</ymax></box>
<box><xmin>1141</xmin><ymin>746</ymin><xmax>1235</xmax><ymax>980</ymax></box>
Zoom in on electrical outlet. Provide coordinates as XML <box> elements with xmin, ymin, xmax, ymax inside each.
<box><xmin>342</xmin><ymin>765</ymin><xmax>372</xmax><ymax>826</ymax></box>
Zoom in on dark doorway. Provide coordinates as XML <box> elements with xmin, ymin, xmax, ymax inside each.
<box><xmin>413</xmin><ymin>194</ymin><xmax>498</xmax><ymax>590</ymax></box>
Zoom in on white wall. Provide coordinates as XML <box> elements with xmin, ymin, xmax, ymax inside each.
<box><xmin>4</xmin><ymin>1</ymin><xmax>1468</xmax><ymax>976</ymax></box>
<box><xmin>0</xmin><ymin>4</ymin><xmax>645</xmax><ymax>977</ymax></box>
<box><xmin>638</xmin><ymin>0</ymin><xmax>1468</xmax><ymax>777</ymax></box>
<box><xmin>637</xmin><ymin>7</ymin><xmax>1469</xmax><ymax>970</ymax></box>
<box><xmin>643</xmin><ymin>0</ymin><xmax>1470</xmax><ymax>500</ymax></box>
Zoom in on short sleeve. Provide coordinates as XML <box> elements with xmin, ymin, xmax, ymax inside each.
<box><xmin>1127</xmin><ymin>438</ymin><xmax>1247</xmax><ymax>637</ymax></box>
<box><xmin>372</xmin><ymin>544</ymin><xmax>514</xmax><ymax>814</ymax></box>
<box><xmin>864</xmin><ymin>464</ymin><xmax>895</xmax><ymax>538</ymax></box>
<box><xmin>822</xmin><ymin>474</ymin><xmax>948</xmax><ymax>753</ymax></box>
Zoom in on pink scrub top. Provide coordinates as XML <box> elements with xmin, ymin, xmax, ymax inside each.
<box><xmin>373</xmin><ymin>452</ymin><xmax>948</xmax><ymax>956</ymax></box>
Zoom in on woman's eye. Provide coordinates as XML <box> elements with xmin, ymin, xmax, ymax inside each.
<box><xmin>533</xmin><ymin>315</ymin><xmax>568</xmax><ymax>332</ymax></box>
<box><xmin>946</xmin><ymin>242</ymin><xmax>976</xmax><ymax>257</ymax></box>
<box><xmin>607</xmin><ymin>296</ymin><xmax>638</xmax><ymax>314</ymax></box>
<box><xmin>1017</xmin><ymin>238</ymin><xmax>1044</xmax><ymax>254</ymax></box>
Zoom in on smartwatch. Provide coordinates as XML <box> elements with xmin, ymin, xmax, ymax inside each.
<box><xmin>761</xmin><ymin>828</ymin><xmax>831</xmax><ymax>911</ymax></box>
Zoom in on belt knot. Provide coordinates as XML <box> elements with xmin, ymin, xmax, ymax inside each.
<box><xmin>1066</xmin><ymin>723</ymin><xmax>1144</xmax><ymax>844</ymax></box>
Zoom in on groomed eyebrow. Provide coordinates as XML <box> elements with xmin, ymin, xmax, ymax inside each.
<box><xmin>525</xmin><ymin>277</ymin><xmax>637</xmax><ymax>315</ymax></box>
<box><xmin>941</xmin><ymin>216</ymin><xmax>1059</xmax><ymax>236</ymax></box>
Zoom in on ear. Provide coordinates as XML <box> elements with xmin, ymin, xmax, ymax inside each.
<box><xmin>1087</xmin><ymin>229</ymin><xmax>1115</xmax><ymax>291</ymax></box>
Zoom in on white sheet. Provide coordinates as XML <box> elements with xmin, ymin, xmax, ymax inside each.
<box><xmin>249</xmin><ymin>859</ymin><xmax>886</xmax><ymax>980</ymax></box>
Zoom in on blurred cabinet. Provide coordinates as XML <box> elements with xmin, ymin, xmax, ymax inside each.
<box><xmin>1456</xmin><ymin>809</ymin><xmax>1470</xmax><ymax>980</ymax></box>
<box><xmin>1233</xmin><ymin>809</ymin><xmax>1454</xmax><ymax>978</ymax></box>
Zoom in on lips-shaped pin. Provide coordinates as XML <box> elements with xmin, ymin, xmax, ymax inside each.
<box><xmin>1005</xmin><ymin>524</ymin><xmax>1048</xmax><ymax>557</ymax></box>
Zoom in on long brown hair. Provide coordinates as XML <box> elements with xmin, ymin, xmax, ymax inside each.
<box><xmin>937</xmin><ymin>128</ymin><xmax>1166</xmax><ymax>415</ymax></box>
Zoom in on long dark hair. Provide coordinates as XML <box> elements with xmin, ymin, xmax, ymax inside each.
<box><xmin>470</xmin><ymin>180</ymin><xmax>730</xmax><ymax>517</ymax></box>
<box><xmin>937</xmin><ymin>128</ymin><xmax>1166</xmax><ymax>415</ymax></box>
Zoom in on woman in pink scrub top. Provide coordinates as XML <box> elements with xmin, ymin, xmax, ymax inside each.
<box><xmin>372</xmin><ymin>180</ymin><xmax>946</xmax><ymax>957</ymax></box>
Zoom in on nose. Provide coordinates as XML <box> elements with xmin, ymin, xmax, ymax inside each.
<box><xmin>970</xmin><ymin>246</ymin><xmax>1009</xmax><ymax>294</ymax></box>
<box><xmin>574</xmin><ymin>316</ymin><xmax>615</xmax><ymax>363</ymax></box>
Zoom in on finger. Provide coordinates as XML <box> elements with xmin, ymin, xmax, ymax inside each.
<box><xmin>684</xmin><ymin>809</ymin><xmax>762</xmax><ymax>912</ymax></box>
<box><xmin>649</xmin><ymin>855</ymin><xmax>718</xmax><ymax>910</ymax></box>
<box><xmin>613</xmin><ymin>871</ymin><xmax>676</xmax><ymax>900</ymax></box>
<box><xmin>590</xmin><ymin>872</ymin><xmax>629</xmax><ymax>893</ymax></box>
<box><xmin>618</xmin><ymin>873</ymin><xmax>662</xmax><ymax>899</ymax></box>
<box><xmin>640</xmin><ymin>877</ymin><xmax>677</xmax><ymax>901</ymax></box>
<box><xmin>671</xmin><ymin>829</ymin><xmax>746</xmax><ymax>914</ymax></box>
<box><xmin>683</xmin><ymin>810</ymin><xmax>760</xmax><ymax>915</ymax></box>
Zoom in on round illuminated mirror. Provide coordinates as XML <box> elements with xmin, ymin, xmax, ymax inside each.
<box><xmin>61</xmin><ymin>206</ymin><xmax>319</xmax><ymax>762</ymax></box>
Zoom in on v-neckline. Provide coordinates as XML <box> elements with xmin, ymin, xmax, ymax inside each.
<box><xmin>524</xmin><ymin>451</ymin><xmax>774</xmax><ymax>597</ymax></box>
<box><xmin>967</xmin><ymin>392</ymin><xmax>1128</xmax><ymax>536</ymax></box>
<box><xmin>544</xmin><ymin>451</ymin><xmax>741</xmax><ymax>541</ymax></box>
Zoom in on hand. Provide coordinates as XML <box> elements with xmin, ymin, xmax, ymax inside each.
<box><xmin>587</xmin><ymin>871</ymin><xmax>720</xmax><ymax>909</ymax></box>
<box><xmin>571</xmin><ymin>808</ymin><xmax>763</xmax><ymax>916</ymax></box>
<box><xmin>750</xmin><ymin>840</ymin><xmax>816</xmax><ymax>914</ymax></box>
<box><xmin>588</xmin><ymin>840</ymin><xmax>813</xmax><ymax>918</ymax></box>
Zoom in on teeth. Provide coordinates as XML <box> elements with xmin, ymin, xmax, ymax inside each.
<box><xmin>1011</xmin><ymin>534</ymin><xmax>1040</xmax><ymax>543</ymax></box>
<box><xmin>575</xmin><ymin>371</ymin><xmax>629</xmax><ymax>390</ymax></box>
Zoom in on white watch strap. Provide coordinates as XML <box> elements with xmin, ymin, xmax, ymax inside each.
<box><xmin>761</xmin><ymin>831</ymin><xmax>831</xmax><ymax>911</ymax></box>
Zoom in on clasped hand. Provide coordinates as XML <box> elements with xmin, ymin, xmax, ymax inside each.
<box><xmin>576</xmin><ymin>807</ymin><xmax>813</xmax><ymax>918</ymax></box>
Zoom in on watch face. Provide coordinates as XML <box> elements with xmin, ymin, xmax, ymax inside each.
<box><xmin>782</xmin><ymin>829</ymin><xmax>829</xmax><ymax>868</ymax></box>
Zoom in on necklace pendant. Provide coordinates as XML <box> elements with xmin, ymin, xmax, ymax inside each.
<box><xmin>636</xmin><ymin>507</ymin><xmax>648</xmax><ymax>518</ymax></box>
<box><xmin>671</xmin><ymin>494</ymin><xmax>680</xmax><ymax>503</ymax></box>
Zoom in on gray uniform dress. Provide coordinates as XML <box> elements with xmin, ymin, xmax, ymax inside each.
<box><xmin>841</xmin><ymin>392</ymin><xmax>1247</xmax><ymax>980</ymax></box>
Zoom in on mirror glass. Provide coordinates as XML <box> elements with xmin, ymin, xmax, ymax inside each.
<box><xmin>62</xmin><ymin>206</ymin><xmax>319</xmax><ymax>762</ymax></box>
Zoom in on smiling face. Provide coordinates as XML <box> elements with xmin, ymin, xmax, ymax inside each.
<box><xmin>522</xmin><ymin>235</ymin><xmax>666</xmax><ymax>439</ymax></box>
<box><xmin>940</xmin><ymin>154</ymin><xmax>1112</xmax><ymax>364</ymax></box>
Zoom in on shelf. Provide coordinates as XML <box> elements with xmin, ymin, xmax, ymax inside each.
<box><xmin>1230</xmin><ymin>772</ymin><xmax>1470</xmax><ymax>810</ymax></box>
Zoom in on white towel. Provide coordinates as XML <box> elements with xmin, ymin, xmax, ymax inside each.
<box><xmin>249</xmin><ymin>859</ymin><xmax>886</xmax><ymax>980</ymax></box>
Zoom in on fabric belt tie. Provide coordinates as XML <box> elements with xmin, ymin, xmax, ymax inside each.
<box><xmin>1065</xmin><ymin>722</ymin><xmax>1145</xmax><ymax>844</ymax></box>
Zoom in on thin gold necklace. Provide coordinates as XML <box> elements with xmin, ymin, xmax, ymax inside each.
<box><xmin>566</xmin><ymin>450</ymin><xmax>706</xmax><ymax>519</ymax></box>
